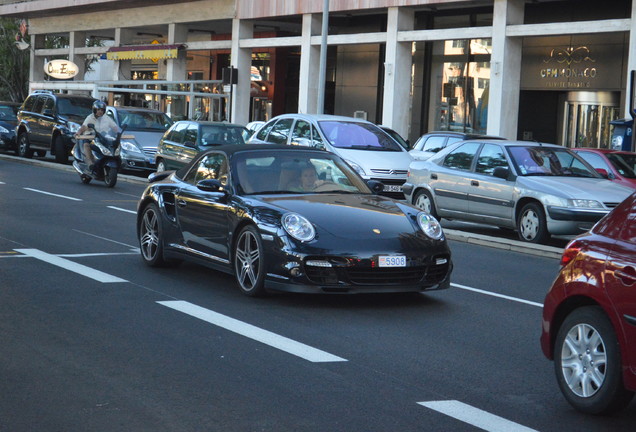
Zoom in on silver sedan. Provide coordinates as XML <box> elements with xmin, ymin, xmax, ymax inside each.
<box><xmin>403</xmin><ymin>140</ymin><xmax>633</xmax><ymax>244</ymax></box>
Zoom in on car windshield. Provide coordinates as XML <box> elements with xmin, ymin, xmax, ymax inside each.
<box><xmin>200</xmin><ymin>125</ymin><xmax>247</xmax><ymax>146</ymax></box>
<box><xmin>0</xmin><ymin>104</ymin><xmax>17</xmax><ymax>120</ymax></box>
<box><xmin>232</xmin><ymin>150</ymin><xmax>370</xmax><ymax>195</ymax></box>
<box><xmin>319</xmin><ymin>121</ymin><xmax>403</xmax><ymax>151</ymax></box>
<box><xmin>607</xmin><ymin>153</ymin><xmax>636</xmax><ymax>179</ymax></box>
<box><xmin>57</xmin><ymin>98</ymin><xmax>94</xmax><ymax>117</ymax></box>
<box><xmin>508</xmin><ymin>146</ymin><xmax>599</xmax><ymax>177</ymax></box>
<box><xmin>119</xmin><ymin>110</ymin><xmax>173</xmax><ymax>131</ymax></box>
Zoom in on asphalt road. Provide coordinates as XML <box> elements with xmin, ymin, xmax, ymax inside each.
<box><xmin>1</xmin><ymin>155</ymin><xmax>635</xmax><ymax>431</ymax></box>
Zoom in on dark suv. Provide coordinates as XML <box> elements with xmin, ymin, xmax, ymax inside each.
<box><xmin>16</xmin><ymin>91</ymin><xmax>96</xmax><ymax>163</ymax></box>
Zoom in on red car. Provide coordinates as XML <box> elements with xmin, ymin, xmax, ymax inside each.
<box><xmin>573</xmin><ymin>148</ymin><xmax>636</xmax><ymax>188</ymax></box>
<box><xmin>541</xmin><ymin>191</ymin><xmax>636</xmax><ymax>414</ymax></box>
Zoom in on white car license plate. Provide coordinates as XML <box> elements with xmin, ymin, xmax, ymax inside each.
<box><xmin>383</xmin><ymin>184</ymin><xmax>403</xmax><ymax>193</ymax></box>
<box><xmin>379</xmin><ymin>255</ymin><xmax>406</xmax><ymax>267</ymax></box>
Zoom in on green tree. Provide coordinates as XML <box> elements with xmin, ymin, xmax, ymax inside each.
<box><xmin>0</xmin><ymin>18</ymin><xmax>29</xmax><ymax>102</ymax></box>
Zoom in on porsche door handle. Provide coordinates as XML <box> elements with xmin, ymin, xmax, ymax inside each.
<box><xmin>471</xmin><ymin>180</ymin><xmax>479</xmax><ymax>187</ymax></box>
<box><xmin>177</xmin><ymin>199</ymin><xmax>187</xmax><ymax>207</ymax></box>
<box><xmin>431</xmin><ymin>173</ymin><xmax>438</xmax><ymax>180</ymax></box>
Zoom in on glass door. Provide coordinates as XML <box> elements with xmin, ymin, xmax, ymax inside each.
<box><xmin>562</xmin><ymin>92</ymin><xmax>619</xmax><ymax>149</ymax></box>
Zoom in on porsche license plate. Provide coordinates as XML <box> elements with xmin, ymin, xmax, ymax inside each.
<box><xmin>383</xmin><ymin>184</ymin><xmax>403</xmax><ymax>193</ymax></box>
<box><xmin>379</xmin><ymin>255</ymin><xmax>406</xmax><ymax>267</ymax></box>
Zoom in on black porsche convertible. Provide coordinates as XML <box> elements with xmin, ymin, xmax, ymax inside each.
<box><xmin>137</xmin><ymin>145</ymin><xmax>452</xmax><ymax>296</ymax></box>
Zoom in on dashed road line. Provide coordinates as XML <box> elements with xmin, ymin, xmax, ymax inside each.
<box><xmin>158</xmin><ymin>300</ymin><xmax>348</xmax><ymax>363</ymax></box>
<box><xmin>451</xmin><ymin>283</ymin><xmax>543</xmax><ymax>308</ymax></box>
<box><xmin>107</xmin><ymin>205</ymin><xmax>137</xmax><ymax>214</ymax></box>
<box><xmin>15</xmin><ymin>248</ymin><xmax>127</xmax><ymax>283</ymax></box>
<box><xmin>418</xmin><ymin>400</ymin><xmax>539</xmax><ymax>432</ymax></box>
<box><xmin>23</xmin><ymin>187</ymin><xmax>82</xmax><ymax>201</ymax></box>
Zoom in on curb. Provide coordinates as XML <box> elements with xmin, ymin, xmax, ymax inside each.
<box><xmin>0</xmin><ymin>153</ymin><xmax>147</xmax><ymax>185</ymax></box>
<box><xmin>444</xmin><ymin>229</ymin><xmax>563</xmax><ymax>260</ymax></box>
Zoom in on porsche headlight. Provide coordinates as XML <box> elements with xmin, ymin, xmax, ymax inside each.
<box><xmin>282</xmin><ymin>213</ymin><xmax>315</xmax><ymax>242</ymax></box>
<box><xmin>417</xmin><ymin>212</ymin><xmax>443</xmax><ymax>240</ymax></box>
<box><xmin>567</xmin><ymin>199</ymin><xmax>603</xmax><ymax>209</ymax></box>
<box><xmin>0</xmin><ymin>126</ymin><xmax>9</xmax><ymax>133</ymax></box>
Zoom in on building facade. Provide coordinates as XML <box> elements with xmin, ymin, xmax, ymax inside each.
<box><xmin>1</xmin><ymin>0</ymin><xmax>635</xmax><ymax>149</ymax></box>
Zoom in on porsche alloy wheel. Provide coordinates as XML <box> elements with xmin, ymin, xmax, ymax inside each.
<box><xmin>234</xmin><ymin>226</ymin><xmax>266</xmax><ymax>297</ymax></box>
<box><xmin>554</xmin><ymin>307</ymin><xmax>634</xmax><ymax>414</ymax></box>
<box><xmin>139</xmin><ymin>203</ymin><xmax>168</xmax><ymax>267</ymax></box>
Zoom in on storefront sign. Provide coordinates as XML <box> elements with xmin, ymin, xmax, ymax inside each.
<box><xmin>106</xmin><ymin>44</ymin><xmax>182</xmax><ymax>61</ymax></box>
<box><xmin>521</xmin><ymin>37</ymin><xmax>622</xmax><ymax>90</ymax></box>
<box><xmin>44</xmin><ymin>59</ymin><xmax>79</xmax><ymax>79</ymax></box>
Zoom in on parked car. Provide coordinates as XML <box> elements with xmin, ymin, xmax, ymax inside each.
<box><xmin>572</xmin><ymin>148</ymin><xmax>636</xmax><ymax>188</ymax></box>
<box><xmin>137</xmin><ymin>145</ymin><xmax>452</xmax><ymax>296</ymax></box>
<box><xmin>403</xmin><ymin>140</ymin><xmax>633</xmax><ymax>244</ymax></box>
<box><xmin>245</xmin><ymin>120</ymin><xmax>265</xmax><ymax>138</ymax></box>
<box><xmin>379</xmin><ymin>125</ymin><xmax>410</xmax><ymax>149</ymax></box>
<box><xmin>409</xmin><ymin>131</ymin><xmax>505</xmax><ymax>160</ymax></box>
<box><xmin>105</xmin><ymin>106</ymin><xmax>173</xmax><ymax>173</ymax></box>
<box><xmin>0</xmin><ymin>101</ymin><xmax>20</xmax><ymax>153</ymax></box>
<box><xmin>16</xmin><ymin>90</ymin><xmax>96</xmax><ymax>163</ymax></box>
<box><xmin>155</xmin><ymin>120</ymin><xmax>248</xmax><ymax>171</ymax></box>
<box><xmin>247</xmin><ymin>113</ymin><xmax>413</xmax><ymax>199</ymax></box>
<box><xmin>541</xmin><ymin>191</ymin><xmax>636</xmax><ymax>414</ymax></box>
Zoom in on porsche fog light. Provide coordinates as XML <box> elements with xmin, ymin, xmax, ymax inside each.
<box><xmin>282</xmin><ymin>213</ymin><xmax>315</xmax><ymax>242</ymax></box>
<box><xmin>417</xmin><ymin>212</ymin><xmax>443</xmax><ymax>240</ymax></box>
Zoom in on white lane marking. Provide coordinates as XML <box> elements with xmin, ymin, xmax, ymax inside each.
<box><xmin>107</xmin><ymin>205</ymin><xmax>136</xmax><ymax>214</ymax></box>
<box><xmin>451</xmin><ymin>283</ymin><xmax>543</xmax><ymax>308</ymax></box>
<box><xmin>0</xmin><ymin>181</ymin><xmax>5</xmax><ymax>184</ymax></box>
<box><xmin>23</xmin><ymin>187</ymin><xmax>82</xmax><ymax>201</ymax></box>
<box><xmin>72</xmin><ymin>229</ymin><xmax>138</xmax><ymax>251</ymax></box>
<box><xmin>15</xmin><ymin>248</ymin><xmax>127</xmax><ymax>283</ymax></box>
<box><xmin>158</xmin><ymin>300</ymin><xmax>347</xmax><ymax>363</ymax></box>
<box><xmin>418</xmin><ymin>400</ymin><xmax>539</xmax><ymax>432</ymax></box>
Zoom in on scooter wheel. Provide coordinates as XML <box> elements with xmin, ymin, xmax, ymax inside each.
<box><xmin>80</xmin><ymin>174</ymin><xmax>92</xmax><ymax>184</ymax></box>
<box><xmin>104</xmin><ymin>166</ymin><xmax>117</xmax><ymax>188</ymax></box>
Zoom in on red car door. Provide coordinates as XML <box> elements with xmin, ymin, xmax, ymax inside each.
<box><xmin>604</xmin><ymin>199</ymin><xmax>636</xmax><ymax>375</ymax></box>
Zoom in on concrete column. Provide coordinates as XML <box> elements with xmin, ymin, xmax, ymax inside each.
<box><xmin>488</xmin><ymin>0</ymin><xmax>524</xmax><ymax>139</ymax></box>
<box><xmin>29</xmin><ymin>34</ymin><xmax>46</xmax><ymax>89</ymax></box>
<box><xmin>298</xmin><ymin>13</ymin><xmax>321</xmax><ymax>114</ymax></box>
<box><xmin>112</xmin><ymin>28</ymin><xmax>134</xmax><ymax>80</ymax></box>
<box><xmin>167</xmin><ymin>23</ymin><xmax>188</xmax><ymax>81</ymax></box>
<box><xmin>69</xmin><ymin>31</ymin><xmax>86</xmax><ymax>79</ymax></box>
<box><xmin>624</xmin><ymin>0</ymin><xmax>636</xmax><ymax>119</ymax></box>
<box><xmin>230</xmin><ymin>18</ymin><xmax>253</xmax><ymax>125</ymax></box>
<box><xmin>382</xmin><ymin>7</ymin><xmax>414</xmax><ymax>139</ymax></box>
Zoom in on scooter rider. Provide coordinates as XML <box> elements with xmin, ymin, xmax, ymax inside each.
<box><xmin>75</xmin><ymin>100</ymin><xmax>120</xmax><ymax>172</ymax></box>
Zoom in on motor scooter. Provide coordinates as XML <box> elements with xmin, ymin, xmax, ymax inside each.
<box><xmin>72</xmin><ymin>124</ymin><xmax>130</xmax><ymax>188</ymax></box>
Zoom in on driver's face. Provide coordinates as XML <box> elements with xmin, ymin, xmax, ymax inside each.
<box><xmin>95</xmin><ymin>108</ymin><xmax>105</xmax><ymax>117</ymax></box>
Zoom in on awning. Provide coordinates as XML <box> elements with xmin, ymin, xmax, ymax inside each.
<box><xmin>106</xmin><ymin>44</ymin><xmax>183</xmax><ymax>61</ymax></box>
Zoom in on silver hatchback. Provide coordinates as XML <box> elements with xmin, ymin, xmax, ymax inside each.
<box><xmin>403</xmin><ymin>140</ymin><xmax>633</xmax><ymax>243</ymax></box>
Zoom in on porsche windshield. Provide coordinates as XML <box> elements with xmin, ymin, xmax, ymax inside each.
<box><xmin>508</xmin><ymin>146</ymin><xmax>599</xmax><ymax>177</ymax></box>
<box><xmin>233</xmin><ymin>151</ymin><xmax>370</xmax><ymax>195</ymax></box>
